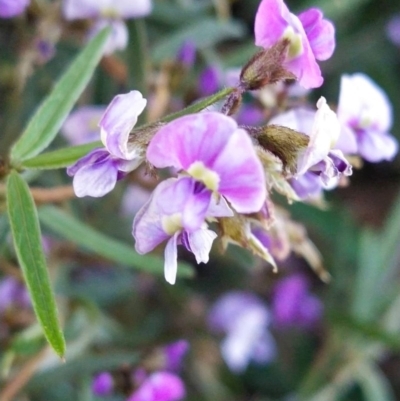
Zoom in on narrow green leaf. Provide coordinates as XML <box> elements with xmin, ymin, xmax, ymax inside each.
<box><xmin>10</xmin><ymin>28</ymin><xmax>110</xmax><ymax>163</ymax></box>
<box><xmin>38</xmin><ymin>205</ymin><xmax>193</xmax><ymax>278</ymax></box>
<box><xmin>20</xmin><ymin>141</ymin><xmax>101</xmax><ymax>170</ymax></box>
<box><xmin>6</xmin><ymin>171</ymin><xmax>66</xmax><ymax>357</ymax></box>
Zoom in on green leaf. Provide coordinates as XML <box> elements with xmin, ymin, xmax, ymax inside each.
<box><xmin>10</xmin><ymin>28</ymin><xmax>110</xmax><ymax>163</ymax></box>
<box><xmin>6</xmin><ymin>171</ymin><xmax>66</xmax><ymax>357</ymax></box>
<box><xmin>151</xmin><ymin>17</ymin><xmax>245</xmax><ymax>63</ymax></box>
<box><xmin>38</xmin><ymin>205</ymin><xmax>193</xmax><ymax>278</ymax></box>
<box><xmin>20</xmin><ymin>141</ymin><xmax>101</xmax><ymax>170</ymax></box>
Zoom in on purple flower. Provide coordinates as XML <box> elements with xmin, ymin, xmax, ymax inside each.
<box><xmin>269</xmin><ymin>98</ymin><xmax>352</xmax><ymax>200</ymax></box>
<box><xmin>127</xmin><ymin>372</ymin><xmax>185</xmax><ymax>401</ymax></box>
<box><xmin>0</xmin><ymin>0</ymin><xmax>29</xmax><ymax>18</ymax></box>
<box><xmin>92</xmin><ymin>372</ymin><xmax>114</xmax><ymax>396</ymax></box>
<box><xmin>146</xmin><ymin>112</ymin><xmax>267</xmax><ymax>214</ymax></box>
<box><xmin>386</xmin><ymin>14</ymin><xmax>400</xmax><ymax>47</ymax></box>
<box><xmin>0</xmin><ymin>277</ymin><xmax>30</xmax><ymax>314</ymax></box>
<box><xmin>163</xmin><ymin>340</ymin><xmax>189</xmax><ymax>372</ymax></box>
<box><xmin>272</xmin><ymin>274</ymin><xmax>323</xmax><ymax>328</ymax></box>
<box><xmin>133</xmin><ymin>177</ymin><xmax>227</xmax><ymax>284</ymax></box>
<box><xmin>177</xmin><ymin>40</ymin><xmax>196</xmax><ymax>68</ymax></box>
<box><xmin>198</xmin><ymin>66</ymin><xmax>221</xmax><ymax>97</ymax></box>
<box><xmin>67</xmin><ymin>91</ymin><xmax>147</xmax><ymax>198</ymax></box>
<box><xmin>208</xmin><ymin>291</ymin><xmax>276</xmax><ymax>373</ymax></box>
<box><xmin>62</xmin><ymin>106</ymin><xmax>107</xmax><ymax>146</ymax></box>
<box><xmin>254</xmin><ymin>0</ymin><xmax>335</xmax><ymax>88</ymax></box>
<box><xmin>336</xmin><ymin>73</ymin><xmax>398</xmax><ymax>162</ymax></box>
<box><xmin>62</xmin><ymin>0</ymin><xmax>152</xmax><ymax>54</ymax></box>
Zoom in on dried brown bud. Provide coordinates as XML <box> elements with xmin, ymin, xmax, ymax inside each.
<box><xmin>218</xmin><ymin>212</ymin><xmax>277</xmax><ymax>271</ymax></box>
<box><xmin>252</xmin><ymin>124</ymin><xmax>309</xmax><ymax>175</ymax></box>
<box><xmin>240</xmin><ymin>40</ymin><xmax>296</xmax><ymax>91</ymax></box>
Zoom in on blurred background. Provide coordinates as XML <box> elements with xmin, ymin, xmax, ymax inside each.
<box><xmin>1</xmin><ymin>0</ymin><xmax>400</xmax><ymax>400</ymax></box>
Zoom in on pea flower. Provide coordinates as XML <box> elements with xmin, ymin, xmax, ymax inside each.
<box><xmin>0</xmin><ymin>0</ymin><xmax>29</xmax><ymax>18</ymax></box>
<box><xmin>269</xmin><ymin>97</ymin><xmax>352</xmax><ymax>200</ymax></box>
<box><xmin>127</xmin><ymin>371</ymin><xmax>185</xmax><ymax>401</ymax></box>
<box><xmin>272</xmin><ymin>274</ymin><xmax>323</xmax><ymax>328</ymax></box>
<box><xmin>62</xmin><ymin>105</ymin><xmax>107</xmax><ymax>145</ymax></box>
<box><xmin>67</xmin><ymin>90</ymin><xmax>146</xmax><ymax>197</ymax></box>
<box><xmin>254</xmin><ymin>0</ymin><xmax>335</xmax><ymax>88</ymax></box>
<box><xmin>146</xmin><ymin>112</ymin><xmax>267</xmax><ymax>214</ymax></box>
<box><xmin>133</xmin><ymin>177</ymin><xmax>229</xmax><ymax>284</ymax></box>
<box><xmin>208</xmin><ymin>291</ymin><xmax>276</xmax><ymax>373</ymax></box>
<box><xmin>62</xmin><ymin>0</ymin><xmax>152</xmax><ymax>54</ymax></box>
<box><xmin>336</xmin><ymin>73</ymin><xmax>398</xmax><ymax>162</ymax></box>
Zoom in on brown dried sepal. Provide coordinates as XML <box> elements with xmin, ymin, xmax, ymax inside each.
<box><xmin>255</xmin><ymin>124</ymin><xmax>309</xmax><ymax>175</ymax></box>
<box><xmin>240</xmin><ymin>40</ymin><xmax>296</xmax><ymax>91</ymax></box>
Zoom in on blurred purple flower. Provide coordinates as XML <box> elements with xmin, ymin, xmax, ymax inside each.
<box><xmin>198</xmin><ymin>66</ymin><xmax>221</xmax><ymax>96</ymax></box>
<box><xmin>121</xmin><ymin>184</ymin><xmax>152</xmax><ymax>217</ymax></box>
<box><xmin>147</xmin><ymin>112</ymin><xmax>266</xmax><ymax>214</ymax></box>
<box><xmin>62</xmin><ymin>106</ymin><xmax>107</xmax><ymax>146</ymax></box>
<box><xmin>386</xmin><ymin>14</ymin><xmax>400</xmax><ymax>46</ymax></box>
<box><xmin>127</xmin><ymin>371</ymin><xmax>185</xmax><ymax>401</ymax></box>
<box><xmin>272</xmin><ymin>274</ymin><xmax>323</xmax><ymax>328</ymax></box>
<box><xmin>254</xmin><ymin>0</ymin><xmax>335</xmax><ymax>88</ymax></box>
<box><xmin>236</xmin><ymin>104</ymin><xmax>265</xmax><ymax>126</ymax></box>
<box><xmin>62</xmin><ymin>0</ymin><xmax>152</xmax><ymax>54</ymax></box>
<box><xmin>0</xmin><ymin>277</ymin><xmax>30</xmax><ymax>314</ymax></box>
<box><xmin>0</xmin><ymin>0</ymin><xmax>29</xmax><ymax>18</ymax></box>
<box><xmin>163</xmin><ymin>340</ymin><xmax>189</xmax><ymax>371</ymax></box>
<box><xmin>177</xmin><ymin>40</ymin><xmax>196</xmax><ymax>68</ymax></box>
<box><xmin>208</xmin><ymin>291</ymin><xmax>276</xmax><ymax>373</ymax></box>
<box><xmin>67</xmin><ymin>91</ymin><xmax>146</xmax><ymax>197</ymax></box>
<box><xmin>92</xmin><ymin>372</ymin><xmax>114</xmax><ymax>396</ymax></box>
<box><xmin>133</xmin><ymin>177</ymin><xmax>224</xmax><ymax>284</ymax></box>
<box><xmin>336</xmin><ymin>73</ymin><xmax>398</xmax><ymax>162</ymax></box>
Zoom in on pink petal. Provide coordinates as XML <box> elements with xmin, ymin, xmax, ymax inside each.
<box><xmin>147</xmin><ymin>112</ymin><xmax>239</xmax><ymax>170</ymax></box>
<box><xmin>212</xmin><ymin>127</ymin><xmax>266</xmax><ymax>213</ymax></box>
<box><xmin>100</xmin><ymin>90</ymin><xmax>147</xmax><ymax>159</ymax></box>
<box><xmin>254</xmin><ymin>0</ymin><xmax>290</xmax><ymax>48</ymax></box>
<box><xmin>298</xmin><ymin>8</ymin><xmax>335</xmax><ymax>61</ymax></box>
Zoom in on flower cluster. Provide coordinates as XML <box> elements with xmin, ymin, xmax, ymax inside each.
<box><xmin>67</xmin><ymin>0</ymin><xmax>398</xmax><ymax>286</ymax></box>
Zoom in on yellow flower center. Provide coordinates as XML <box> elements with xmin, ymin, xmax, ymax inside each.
<box><xmin>162</xmin><ymin>213</ymin><xmax>182</xmax><ymax>235</ymax></box>
<box><xmin>187</xmin><ymin>161</ymin><xmax>220</xmax><ymax>192</ymax></box>
<box><xmin>282</xmin><ymin>26</ymin><xmax>303</xmax><ymax>59</ymax></box>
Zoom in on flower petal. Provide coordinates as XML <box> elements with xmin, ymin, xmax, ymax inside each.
<box><xmin>298</xmin><ymin>8</ymin><xmax>335</xmax><ymax>61</ymax></box>
<box><xmin>72</xmin><ymin>157</ymin><xmax>119</xmax><ymax>197</ymax></box>
<box><xmin>357</xmin><ymin>130</ymin><xmax>399</xmax><ymax>162</ymax></box>
<box><xmin>187</xmin><ymin>229</ymin><xmax>217</xmax><ymax>264</ymax></box>
<box><xmin>212</xmin><ymin>128</ymin><xmax>266</xmax><ymax>213</ymax></box>
<box><xmin>164</xmin><ymin>234</ymin><xmax>179</xmax><ymax>285</ymax></box>
<box><xmin>100</xmin><ymin>90</ymin><xmax>147</xmax><ymax>159</ymax></box>
<box><xmin>67</xmin><ymin>148</ymin><xmax>109</xmax><ymax>176</ymax></box>
<box><xmin>62</xmin><ymin>0</ymin><xmax>101</xmax><ymax>20</ymax></box>
<box><xmin>113</xmin><ymin>0</ymin><xmax>152</xmax><ymax>18</ymax></box>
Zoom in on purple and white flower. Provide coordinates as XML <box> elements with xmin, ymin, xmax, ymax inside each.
<box><xmin>254</xmin><ymin>0</ymin><xmax>335</xmax><ymax>88</ymax></box>
<box><xmin>133</xmin><ymin>177</ymin><xmax>227</xmax><ymax>284</ymax></box>
<box><xmin>127</xmin><ymin>371</ymin><xmax>185</xmax><ymax>401</ymax></box>
<box><xmin>146</xmin><ymin>112</ymin><xmax>267</xmax><ymax>214</ymax></box>
<box><xmin>62</xmin><ymin>0</ymin><xmax>152</xmax><ymax>54</ymax></box>
<box><xmin>336</xmin><ymin>73</ymin><xmax>398</xmax><ymax>162</ymax></box>
<box><xmin>62</xmin><ymin>105</ymin><xmax>107</xmax><ymax>146</ymax></box>
<box><xmin>208</xmin><ymin>291</ymin><xmax>276</xmax><ymax>373</ymax></box>
<box><xmin>269</xmin><ymin>97</ymin><xmax>352</xmax><ymax>200</ymax></box>
<box><xmin>0</xmin><ymin>0</ymin><xmax>30</xmax><ymax>18</ymax></box>
<box><xmin>272</xmin><ymin>274</ymin><xmax>323</xmax><ymax>328</ymax></box>
<box><xmin>67</xmin><ymin>90</ymin><xmax>147</xmax><ymax>198</ymax></box>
